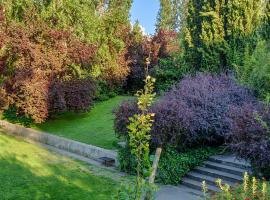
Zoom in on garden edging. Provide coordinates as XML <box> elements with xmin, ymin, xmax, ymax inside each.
<box><xmin>0</xmin><ymin>120</ymin><xmax>118</xmax><ymax>165</ymax></box>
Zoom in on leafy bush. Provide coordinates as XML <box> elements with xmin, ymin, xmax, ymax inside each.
<box><xmin>94</xmin><ymin>80</ymin><xmax>122</xmax><ymax>101</ymax></box>
<box><xmin>117</xmin><ymin>145</ymin><xmax>219</xmax><ymax>185</ymax></box>
<box><xmin>151</xmin><ymin>57</ymin><xmax>189</xmax><ymax>93</ymax></box>
<box><xmin>0</xmin><ymin>10</ymin><xmax>96</xmax><ymax>123</ymax></box>
<box><xmin>226</xmin><ymin>103</ymin><xmax>270</xmax><ymax>178</ymax></box>
<box><xmin>2</xmin><ymin>106</ymin><xmax>33</xmax><ymax>127</ymax></box>
<box><xmin>235</xmin><ymin>41</ymin><xmax>270</xmax><ymax>100</ymax></box>
<box><xmin>157</xmin><ymin>147</ymin><xmax>220</xmax><ymax>185</ymax></box>
<box><xmin>115</xmin><ymin>73</ymin><xmax>257</xmax><ymax>149</ymax></box>
<box><xmin>117</xmin><ymin>145</ymin><xmax>137</xmax><ymax>174</ymax></box>
<box><xmin>114</xmin><ymin>99</ymin><xmax>139</xmax><ymax>137</ymax></box>
<box><xmin>49</xmin><ymin>78</ymin><xmax>96</xmax><ymax>113</ymax></box>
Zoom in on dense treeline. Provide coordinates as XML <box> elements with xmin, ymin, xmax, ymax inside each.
<box><xmin>0</xmin><ymin>0</ymin><xmax>179</xmax><ymax>123</ymax></box>
<box><xmin>0</xmin><ymin>0</ymin><xmax>269</xmax><ymax>127</ymax></box>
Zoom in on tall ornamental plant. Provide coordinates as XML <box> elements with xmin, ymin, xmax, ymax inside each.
<box><xmin>114</xmin><ymin>70</ymin><xmax>158</xmax><ymax>199</ymax></box>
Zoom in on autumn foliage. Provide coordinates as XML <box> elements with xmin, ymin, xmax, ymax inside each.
<box><xmin>124</xmin><ymin>28</ymin><xmax>179</xmax><ymax>91</ymax></box>
<box><xmin>0</xmin><ymin>9</ymin><xmax>96</xmax><ymax>123</ymax></box>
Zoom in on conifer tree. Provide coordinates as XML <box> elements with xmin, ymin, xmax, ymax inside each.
<box><xmin>261</xmin><ymin>0</ymin><xmax>270</xmax><ymax>40</ymax></box>
<box><xmin>183</xmin><ymin>0</ymin><xmax>266</xmax><ymax>71</ymax></box>
<box><xmin>156</xmin><ymin>0</ymin><xmax>181</xmax><ymax>31</ymax></box>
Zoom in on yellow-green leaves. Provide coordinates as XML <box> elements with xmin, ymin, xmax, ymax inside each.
<box><xmin>125</xmin><ymin>75</ymin><xmax>156</xmax><ymax>199</ymax></box>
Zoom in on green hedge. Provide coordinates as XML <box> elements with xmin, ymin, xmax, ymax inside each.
<box><xmin>156</xmin><ymin>147</ymin><xmax>220</xmax><ymax>185</ymax></box>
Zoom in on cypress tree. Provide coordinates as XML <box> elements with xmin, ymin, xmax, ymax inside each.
<box><xmin>156</xmin><ymin>0</ymin><xmax>181</xmax><ymax>31</ymax></box>
<box><xmin>183</xmin><ymin>0</ymin><xmax>266</xmax><ymax>72</ymax></box>
<box><xmin>261</xmin><ymin>0</ymin><xmax>270</xmax><ymax>40</ymax></box>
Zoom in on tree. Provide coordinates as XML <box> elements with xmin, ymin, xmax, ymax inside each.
<box><xmin>183</xmin><ymin>0</ymin><xmax>266</xmax><ymax>72</ymax></box>
<box><xmin>0</xmin><ymin>4</ymin><xmax>96</xmax><ymax>123</ymax></box>
<box><xmin>260</xmin><ymin>0</ymin><xmax>270</xmax><ymax>40</ymax></box>
<box><xmin>1</xmin><ymin>0</ymin><xmax>134</xmax><ymax>91</ymax></box>
<box><xmin>156</xmin><ymin>0</ymin><xmax>181</xmax><ymax>31</ymax></box>
<box><xmin>114</xmin><ymin>75</ymin><xmax>158</xmax><ymax>200</ymax></box>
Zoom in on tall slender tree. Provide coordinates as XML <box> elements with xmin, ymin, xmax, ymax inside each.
<box><xmin>156</xmin><ymin>0</ymin><xmax>181</xmax><ymax>31</ymax></box>
<box><xmin>183</xmin><ymin>0</ymin><xmax>266</xmax><ymax>72</ymax></box>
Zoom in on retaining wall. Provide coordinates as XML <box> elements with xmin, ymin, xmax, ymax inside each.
<box><xmin>0</xmin><ymin>120</ymin><xmax>117</xmax><ymax>163</ymax></box>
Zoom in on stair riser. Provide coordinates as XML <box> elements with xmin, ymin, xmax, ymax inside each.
<box><xmin>182</xmin><ymin>181</ymin><xmax>219</xmax><ymax>193</ymax></box>
<box><xmin>194</xmin><ymin>169</ymin><xmax>242</xmax><ymax>183</ymax></box>
<box><xmin>208</xmin><ymin>158</ymin><xmax>250</xmax><ymax>170</ymax></box>
<box><xmin>204</xmin><ymin>164</ymin><xmax>244</xmax><ymax>176</ymax></box>
<box><xmin>182</xmin><ymin>181</ymin><xmax>204</xmax><ymax>191</ymax></box>
<box><xmin>186</xmin><ymin>174</ymin><xmax>237</xmax><ymax>187</ymax></box>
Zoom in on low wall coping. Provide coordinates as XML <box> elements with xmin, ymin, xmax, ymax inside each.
<box><xmin>0</xmin><ymin>120</ymin><xmax>118</xmax><ymax>163</ymax></box>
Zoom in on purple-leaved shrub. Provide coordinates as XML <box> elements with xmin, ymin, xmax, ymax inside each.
<box><xmin>115</xmin><ymin>73</ymin><xmax>270</xmax><ymax>177</ymax></box>
<box><xmin>226</xmin><ymin>103</ymin><xmax>270</xmax><ymax>178</ymax></box>
<box><xmin>115</xmin><ymin>73</ymin><xmax>258</xmax><ymax>149</ymax></box>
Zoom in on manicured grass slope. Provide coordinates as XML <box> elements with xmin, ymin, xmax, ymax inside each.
<box><xmin>34</xmin><ymin>96</ymin><xmax>131</xmax><ymax>149</ymax></box>
<box><xmin>0</xmin><ymin>132</ymin><xmax>118</xmax><ymax>200</ymax></box>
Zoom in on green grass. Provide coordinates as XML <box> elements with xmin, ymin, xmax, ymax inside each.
<box><xmin>33</xmin><ymin>96</ymin><xmax>132</xmax><ymax>149</ymax></box>
<box><xmin>0</xmin><ymin>131</ymin><xmax>119</xmax><ymax>200</ymax></box>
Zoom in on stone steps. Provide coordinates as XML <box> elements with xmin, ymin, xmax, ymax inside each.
<box><xmin>182</xmin><ymin>177</ymin><xmax>221</xmax><ymax>193</ymax></box>
<box><xmin>203</xmin><ymin>161</ymin><xmax>246</xmax><ymax>176</ymax></box>
<box><xmin>194</xmin><ymin>166</ymin><xmax>243</xmax><ymax>183</ymax></box>
<box><xmin>180</xmin><ymin>155</ymin><xmax>251</xmax><ymax>195</ymax></box>
<box><xmin>208</xmin><ymin>155</ymin><xmax>251</xmax><ymax>170</ymax></box>
<box><xmin>186</xmin><ymin>172</ymin><xmax>237</xmax><ymax>187</ymax></box>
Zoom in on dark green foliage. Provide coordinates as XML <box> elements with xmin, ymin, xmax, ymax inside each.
<box><xmin>94</xmin><ymin>80</ymin><xmax>121</xmax><ymax>101</ymax></box>
<box><xmin>235</xmin><ymin>41</ymin><xmax>270</xmax><ymax>100</ymax></box>
<box><xmin>260</xmin><ymin>1</ymin><xmax>270</xmax><ymax>41</ymax></box>
<box><xmin>2</xmin><ymin>106</ymin><xmax>33</xmax><ymax>127</ymax></box>
<box><xmin>118</xmin><ymin>145</ymin><xmax>137</xmax><ymax>174</ymax></box>
<box><xmin>157</xmin><ymin>147</ymin><xmax>220</xmax><ymax>185</ymax></box>
<box><xmin>151</xmin><ymin>57</ymin><xmax>189</xmax><ymax>92</ymax></box>
<box><xmin>118</xmin><ymin>144</ymin><xmax>220</xmax><ymax>185</ymax></box>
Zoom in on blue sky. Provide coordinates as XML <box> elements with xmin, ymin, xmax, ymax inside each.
<box><xmin>130</xmin><ymin>0</ymin><xmax>160</xmax><ymax>35</ymax></box>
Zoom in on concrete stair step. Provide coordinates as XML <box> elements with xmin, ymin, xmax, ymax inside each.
<box><xmin>186</xmin><ymin>171</ymin><xmax>238</xmax><ymax>187</ymax></box>
<box><xmin>177</xmin><ymin>185</ymin><xmax>205</xmax><ymax>197</ymax></box>
<box><xmin>209</xmin><ymin>155</ymin><xmax>251</xmax><ymax>170</ymax></box>
<box><xmin>194</xmin><ymin>166</ymin><xmax>243</xmax><ymax>183</ymax></box>
<box><xmin>203</xmin><ymin>161</ymin><xmax>246</xmax><ymax>176</ymax></box>
<box><xmin>176</xmin><ymin>154</ymin><xmax>251</xmax><ymax>196</ymax></box>
<box><xmin>156</xmin><ymin>185</ymin><xmax>201</xmax><ymax>200</ymax></box>
<box><xmin>182</xmin><ymin>177</ymin><xmax>221</xmax><ymax>193</ymax></box>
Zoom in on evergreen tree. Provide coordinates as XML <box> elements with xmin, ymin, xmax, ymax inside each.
<box><xmin>156</xmin><ymin>0</ymin><xmax>181</xmax><ymax>31</ymax></box>
<box><xmin>183</xmin><ymin>0</ymin><xmax>266</xmax><ymax>72</ymax></box>
<box><xmin>261</xmin><ymin>0</ymin><xmax>270</xmax><ymax>40</ymax></box>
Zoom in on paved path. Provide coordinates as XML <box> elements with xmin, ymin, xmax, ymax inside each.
<box><xmin>156</xmin><ymin>185</ymin><xmax>200</xmax><ymax>200</ymax></box>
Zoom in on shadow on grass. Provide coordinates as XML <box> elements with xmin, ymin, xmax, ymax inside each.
<box><xmin>0</xmin><ymin>154</ymin><xmax>117</xmax><ymax>200</ymax></box>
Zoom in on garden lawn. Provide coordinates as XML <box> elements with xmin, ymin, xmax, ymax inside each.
<box><xmin>33</xmin><ymin>96</ymin><xmax>132</xmax><ymax>149</ymax></box>
<box><xmin>0</xmin><ymin>131</ymin><xmax>118</xmax><ymax>200</ymax></box>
